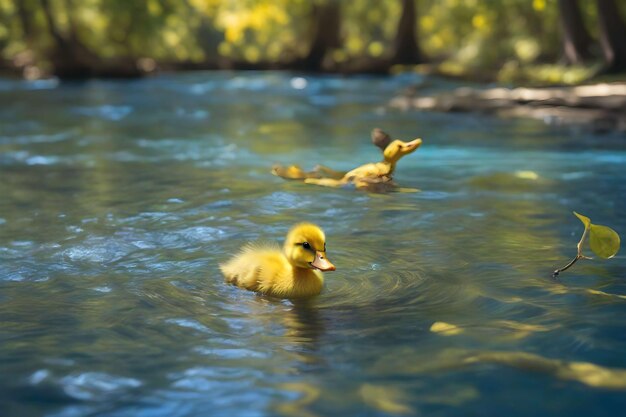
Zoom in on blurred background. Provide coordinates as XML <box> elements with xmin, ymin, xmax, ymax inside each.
<box><xmin>1</xmin><ymin>0</ymin><xmax>625</xmax><ymax>83</ymax></box>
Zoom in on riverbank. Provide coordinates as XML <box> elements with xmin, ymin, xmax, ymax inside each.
<box><xmin>390</xmin><ymin>82</ymin><xmax>626</xmax><ymax>134</ymax></box>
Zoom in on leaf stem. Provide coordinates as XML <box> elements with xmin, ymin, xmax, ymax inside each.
<box><xmin>552</xmin><ymin>224</ymin><xmax>591</xmax><ymax>278</ymax></box>
<box><xmin>552</xmin><ymin>254</ymin><xmax>581</xmax><ymax>278</ymax></box>
<box><xmin>576</xmin><ymin>225</ymin><xmax>590</xmax><ymax>258</ymax></box>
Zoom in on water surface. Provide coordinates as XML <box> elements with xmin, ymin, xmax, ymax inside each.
<box><xmin>1</xmin><ymin>72</ymin><xmax>625</xmax><ymax>417</ymax></box>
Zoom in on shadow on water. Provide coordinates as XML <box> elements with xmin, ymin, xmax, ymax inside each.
<box><xmin>1</xmin><ymin>72</ymin><xmax>625</xmax><ymax>417</ymax></box>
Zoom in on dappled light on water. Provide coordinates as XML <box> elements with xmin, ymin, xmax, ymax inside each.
<box><xmin>0</xmin><ymin>73</ymin><xmax>625</xmax><ymax>417</ymax></box>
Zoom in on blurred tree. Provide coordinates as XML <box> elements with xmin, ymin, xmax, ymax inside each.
<box><xmin>15</xmin><ymin>0</ymin><xmax>35</xmax><ymax>45</ymax></box>
<box><xmin>38</xmin><ymin>0</ymin><xmax>99</xmax><ymax>77</ymax></box>
<box><xmin>557</xmin><ymin>0</ymin><xmax>593</xmax><ymax>64</ymax></box>
<box><xmin>391</xmin><ymin>0</ymin><xmax>424</xmax><ymax>65</ymax></box>
<box><xmin>300</xmin><ymin>0</ymin><xmax>341</xmax><ymax>70</ymax></box>
<box><xmin>596</xmin><ymin>0</ymin><xmax>626</xmax><ymax>73</ymax></box>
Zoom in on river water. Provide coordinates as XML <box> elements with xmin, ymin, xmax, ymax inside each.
<box><xmin>1</xmin><ymin>72</ymin><xmax>625</xmax><ymax>417</ymax></box>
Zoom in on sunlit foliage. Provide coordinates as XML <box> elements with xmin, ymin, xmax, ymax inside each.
<box><xmin>0</xmin><ymin>0</ymin><xmax>624</xmax><ymax>79</ymax></box>
<box><xmin>419</xmin><ymin>0</ymin><xmax>563</xmax><ymax>79</ymax></box>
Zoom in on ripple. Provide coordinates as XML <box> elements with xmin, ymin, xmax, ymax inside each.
<box><xmin>128</xmin><ymin>140</ymin><xmax>243</xmax><ymax>165</ymax></box>
<box><xmin>0</xmin><ymin>150</ymin><xmax>84</xmax><ymax>166</ymax></box>
<box><xmin>62</xmin><ymin>237</ymin><xmax>136</xmax><ymax>264</ymax></box>
<box><xmin>0</xmin><ymin>78</ymin><xmax>59</xmax><ymax>91</ymax></box>
<box><xmin>226</xmin><ymin>77</ymin><xmax>271</xmax><ymax>91</ymax></box>
<box><xmin>188</xmin><ymin>81</ymin><xmax>216</xmax><ymax>95</ymax></box>
<box><xmin>255</xmin><ymin>192</ymin><xmax>311</xmax><ymax>214</ymax></box>
<box><xmin>0</xmin><ymin>130</ymin><xmax>75</xmax><ymax>145</ymax></box>
<box><xmin>560</xmin><ymin>171</ymin><xmax>590</xmax><ymax>180</ymax></box>
<box><xmin>166</xmin><ymin>318</ymin><xmax>212</xmax><ymax>333</ymax></box>
<box><xmin>26</xmin><ymin>78</ymin><xmax>60</xmax><ymax>90</ymax></box>
<box><xmin>177</xmin><ymin>226</ymin><xmax>226</xmax><ymax>243</ymax></box>
<box><xmin>194</xmin><ymin>347</ymin><xmax>270</xmax><ymax>360</ymax></box>
<box><xmin>60</xmin><ymin>372</ymin><xmax>142</xmax><ymax>400</ymax></box>
<box><xmin>73</xmin><ymin>105</ymin><xmax>133</xmax><ymax>121</ymax></box>
<box><xmin>175</xmin><ymin>108</ymin><xmax>210</xmax><ymax>119</ymax></box>
<box><xmin>0</xmin><ymin>264</ymin><xmax>50</xmax><ymax>282</ymax></box>
<box><xmin>29</xmin><ymin>369</ymin><xmax>52</xmax><ymax>385</ymax></box>
<box><xmin>25</xmin><ymin>155</ymin><xmax>61</xmax><ymax>165</ymax></box>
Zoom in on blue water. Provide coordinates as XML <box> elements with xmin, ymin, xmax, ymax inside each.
<box><xmin>1</xmin><ymin>72</ymin><xmax>625</xmax><ymax>417</ymax></box>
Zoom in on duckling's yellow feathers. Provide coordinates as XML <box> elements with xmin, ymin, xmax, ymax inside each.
<box><xmin>220</xmin><ymin>240</ymin><xmax>324</xmax><ymax>298</ymax></box>
<box><xmin>220</xmin><ymin>241</ymin><xmax>281</xmax><ymax>288</ymax></box>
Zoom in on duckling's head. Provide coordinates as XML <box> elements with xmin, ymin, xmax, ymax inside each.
<box><xmin>283</xmin><ymin>223</ymin><xmax>335</xmax><ymax>272</ymax></box>
<box><xmin>383</xmin><ymin>138</ymin><xmax>422</xmax><ymax>164</ymax></box>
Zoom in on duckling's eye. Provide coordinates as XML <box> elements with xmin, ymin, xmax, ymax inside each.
<box><xmin>302</xmin><ymin>242</ymin><xmax>311</xmax><ymax>250</ymax></box>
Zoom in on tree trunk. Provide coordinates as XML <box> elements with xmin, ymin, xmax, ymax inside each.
<box><xmin>301</xmin><ymin>0</ymin><xmax>341</xmax><ymax>71</ymax></box>
<box><xmin>557</xmin><ymin>0</ymin><xmax>594</xmax><ymax>64</ymax></box>
<box><xmin>39</xmin><ymin>0</ymin><xmax>94</xmax><ymax>76</ymax></box>
<box><xmin>39</xmin><ymin>0</ymin><xmax>68</xmax><ymax>50</ymax></box>
<box><xmin>16</xmin><ymin>0</ymin><xmax>37</xmax><ymax>44</ymax></box>
<box><xmin>596</xmin><ymin>0</ymin><xmax>626</xmax><ymax>72</ymax></box>
<box><xmin>37</xmin><ymin>0</ymin><xmax>141</xmax><ymax>78</ymax></box>
<box><xmin>63</xmin><ymin>0</ymin><xmax>82</xmax><ymax>43</ymax></box>
<box><xmin>391</xmin><ymin>0</ymin><xmax>425</xmax><ymax>65</ymax></box>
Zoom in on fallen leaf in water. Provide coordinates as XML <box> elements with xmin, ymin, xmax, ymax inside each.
<box><xmin>515</xmin><ymin>170</ymin><xmax>539</xmax><ymax>180</ymax></box>
<box><xmin>359</xmin><ymin>384</ymin><xmax>414</xmax><ymax>415</ymax></box>
<box><xmin>430</xmin><ymin>321</ymin><xmax>463</xmax><ymax>335</ymax></box>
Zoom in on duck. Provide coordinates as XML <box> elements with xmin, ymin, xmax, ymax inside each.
<box><xmin>220</xmin><ymin>223</ymin><xmax>335</xmax><ymax>298</ymax></box>
<box><xmin>271</xmin><ymin>128</ymin><xmax>387</xmax><ymax>182</ymax></box>
<box><xmin>272</xmin><ymin>128</ymin><xmax>422</xmax><ymax>192</ymax></box>
<box><xmin>306</xmin><ymin>136</ymin><xmax>422</xmax><ymax>189</ymax></box>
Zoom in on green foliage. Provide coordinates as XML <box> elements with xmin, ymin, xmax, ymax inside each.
<box><xmin>0</xmin><ymin>0</ymin><xmax>624</xmax><ymax>79</ymax></box>
<box><xmin>553</xmin><ymin>212</ymin><xmax>621</xmax><ymax>277</ymax></box>
<box><xmin>497</xmin><ymin>64</ymin><xmax>601</xmax><ymax>86</ymax></box>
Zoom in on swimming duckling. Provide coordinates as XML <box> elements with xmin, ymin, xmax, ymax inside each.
<box><xmin>272</xmin><ymin>128</ymin><xmax>386</xmax><ymax>181</ymax></box>
<box><xmin>272</xmin><ymin>129</ymin><xmax>422</xmax><ymax>192</ymax></box>
<box><xmin>220</xmin><ymin>223</ymin><xmax>335</xmax><ymax>299</ymax></box>
<box><xmin>303</xmin><ymin>136</ymin><xmax>421</xmax><ymax>191</ymax></box>
<box><xmin>271</xmin><ymin>129</ymin><xmax>392</xmax><ymax>181</ymax></box>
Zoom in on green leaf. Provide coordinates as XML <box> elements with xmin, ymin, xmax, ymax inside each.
<box><xmin>589</xmin><ymin>224</ymin><xmax>621</xmax><ymax>259</ymax></box>
<box><xmin>573</xmin><ymin>211</ymin><xmax>591</xmax><ymax>229</ymax></box>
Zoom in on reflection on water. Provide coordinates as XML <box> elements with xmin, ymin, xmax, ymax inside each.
<box><xmin>0</xmin><ymin>72</ymin><xmax>625</xmax><ymax>417</ymax></box>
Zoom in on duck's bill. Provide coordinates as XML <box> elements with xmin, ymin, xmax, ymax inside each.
<box><xmin>310</xmin><ymin>252</ymin><xmax>336</xmax><ymax>272</ymax></box>
<box><xmin>403</xmin><ymin>138</ymin><xmax>422</xmax><ymax>151</ymax></box>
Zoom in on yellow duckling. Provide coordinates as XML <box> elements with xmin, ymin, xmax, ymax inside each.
<box><xmin>306</xmin><ymin>136</ymin><xmax>422</xmax><ymax>189</ymax></box>
<box><xmin>220</xmin><ymin>223</ymin><xmax>335</xmax><ymax>299</ymax></box>
<box><xmin>271</xmin><ymin>128</ymin><xmax>388</xmax><ymax>182</ymax></box>
<box><xmin>272</xmin><ymin>128</ymin><xmax>422</xmax><ymax>192</ymax></box>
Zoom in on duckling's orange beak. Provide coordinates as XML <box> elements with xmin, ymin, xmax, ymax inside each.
<box><xmin>311</xmin><ymin>251</ymin><xmax>335</xmax><ymax>272</ymax></box>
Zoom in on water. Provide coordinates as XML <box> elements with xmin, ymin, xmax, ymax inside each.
<box><xmin>1</xmin><ymin>72</ymin><xmax>625</xmax><ymax>417</ymax></box>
